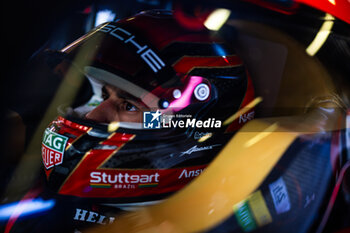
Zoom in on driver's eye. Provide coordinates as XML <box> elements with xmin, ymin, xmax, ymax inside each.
<box><xmin>124</xmin><ymin>102</ymin><xmax>138</xmax><ymax>112</ymax></box>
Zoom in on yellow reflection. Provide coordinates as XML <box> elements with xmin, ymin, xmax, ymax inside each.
<box><xmin>223</xmin><ymin>97</ymin><xmax>263</xmax><ymax>126</ymax></box>
<box><xmin>198</xmin><ymin>133</ymin><xmax>213</xmax><ymax>143</ymax></box>
<box><xmin>306</xmin><ymin>13</ymin><xmax>334</xmax><ymax>56</ymax></box>
<box><xmin>108</xmin><ymin>121</ymin><xmax>120</xmax><ymax>132</ymax></box>
<box><xmin>204</xmin><ymin>8</ymin><xmax>231</xmax><ymax>31</ymax></box>
<box><xmin>244</xmin><ymin>123</ymin><xmax>278</xmax><ymax>147</ymax></box>
<box><xmin>328</xmin><ymin>0</ymin><xmax>336</xmax><ymax>5</ymax></box>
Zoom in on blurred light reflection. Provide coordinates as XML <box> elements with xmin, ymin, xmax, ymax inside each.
<box><xmin>306</xmin><ymin>13</ymin><xmax>334</xmax><ymax>56</ymax></box>
<box><xmin>244</xmin><ymin>123</ymin><xmax>278</xmax><ymax>147</ymax></box>
<box><xmin>95</xmin><ymin>9</ymin><xmax>116</xmax><ymax>27</ymax></box>
<box><xmin>204</xmin><ymin>9</ymin><xmax>231</xmax><ymax>31</ymax></box>
<box><xmin>328</xmin><ymin>0</ymin><xmax>336</xmax><ymax>5</ymax></box>
<box><xmin>0</xmin><ymin>198</ymin><xmax>55</xmax><ymax>220</ymax></box>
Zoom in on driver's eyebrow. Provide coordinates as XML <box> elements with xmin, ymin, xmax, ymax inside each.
<box><xmin>116</xmin><ymin>90</ymin><xmax>151</xmax><ymax>109</ymax></box>
<box><xmin>104</xmin><ymin>85</ymin><xmax>143</xmax><ymax>104</ymax></box>
<box><xmin>116</xmin><ymin>89</ymin><xmax>140</xmax><ymax>102</ymax></box>
<box><xmin>103</xmin><ymin>85</ymin><xmax>150</xmax><ymax>109</ymax></box>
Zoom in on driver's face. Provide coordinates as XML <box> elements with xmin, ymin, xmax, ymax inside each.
<box><xmin>85</xmin><ymin>85</ymin><xmax>149</xmax><ymax>123</ymax></box>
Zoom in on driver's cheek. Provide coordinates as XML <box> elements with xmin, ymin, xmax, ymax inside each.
<box><xmin>85</xmin><ymin>100</ymin><xmax>120</xmax><ymax>123</ymax></box>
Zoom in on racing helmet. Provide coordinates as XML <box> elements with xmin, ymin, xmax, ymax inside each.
<box><xmin>41</xmin><ymin>9</ymin><xmax>255</xmax><ymax>204</ymax></box>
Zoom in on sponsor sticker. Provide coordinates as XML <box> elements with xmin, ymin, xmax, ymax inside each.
<box><xmin>90</xmin><ymin>171</ymin><xmax>160</xmax><ymax>190</ymax></box>
<box><xmin>178</xmin><ymin>167</ymin><xmax>205</xmax><ymax>179</ymax></box>
<box><xmin>42</xmin><ymin>129</ymin><xmax>68</xmax><ymax>169</ymax></box>
<box><xmin>62</xmin><ymin>165</ymin><xmax>207</xmax><ymax>198</ymax></box>
<box><xmin>178</xmin><ymin>144</ymin><xmax>221</xmax><ymax>157</ymax></box>
<box><xmin>269</xmin><ymin>177</ymin><xmax>291</xmax><ymax>214</ymax></box>
<box><xmin>239</xmin><ymin>111</ymin><xmax>255</xmax><ymax>124</ymax></box>
<box><xmin>234</xmin><ymin>200</ymin><xmax>257</xmax><ymax>232</ymax></box>
<box><xmin>234</xmin><ymin>190</ymin><xmax>272</xmax><ymax>232</ymax></box>
<box><xmin>247</xmin><ymin>190</ymin><xmax>272</xmax><ymax>227</ymax></box>
<box><xmin>73</xmin><ymin>208</ymin><xmax>115</xmax><ymax>225</ymax></box>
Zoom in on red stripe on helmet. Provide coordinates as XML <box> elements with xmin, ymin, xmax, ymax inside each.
<box><xmin>296</xmin><ymin>0</ymin><xmax>350</xmax><ymax>24</ymax></box>
<box><xmin>173</xmin><ymin>55</ymin><xmax>243</xmax><ymax>74</ymax></box>
<box><xmin>58</xmin><ymin>133</ymin><xmax>135</xmax><ymax>195</ymax></box>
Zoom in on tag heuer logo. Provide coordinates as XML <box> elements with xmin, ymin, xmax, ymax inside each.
<box><xmin>42</xmin><ymin>129</ymin><xmax>68</xmax><ymax>169</ymax></box>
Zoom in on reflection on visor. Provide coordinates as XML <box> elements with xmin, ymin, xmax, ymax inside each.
<box><xmin>84</xmin><ymin>66</ymin><xmax>160</xmax><ymax>109</ymax></box>
<box><xmin>82</xmin><ymin>66</ymin><xmax>213</xmax><ymax>119</ymax></box>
